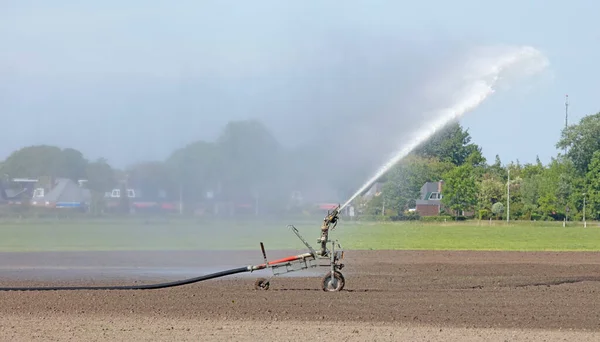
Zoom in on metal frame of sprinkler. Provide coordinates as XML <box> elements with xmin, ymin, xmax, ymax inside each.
<box><xmin>252</xmin><ymin>205</ymin><xmax>345</xmax><ymax>292</ymax></box>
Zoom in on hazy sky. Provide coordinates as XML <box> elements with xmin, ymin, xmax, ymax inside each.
<box><xmin>1</xmin><ymin>0</ymin><xmax>598</xmax><ymax>169</ymax></box>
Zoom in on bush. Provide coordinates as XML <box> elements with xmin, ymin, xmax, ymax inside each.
<box><xmin>385</xmin><ymin>213</ymin><xmax>419</xmax><ymax>221</ymax></box>
<box><xmin>356</xmin><ymin>214</ymin><xmax>393</xmax><ymax>222</ymax></box>
<box><xmin>399</xmin><ymin>211</ymin><xmax>421</xmax><ymax>221</ymax></box>
<box><xmin>478</xmin><ymin>209</ymin><xmax>490</xmax><ymax>220</ymax></box>
<box><xmin>356</xmin><ymin>210</ymin><xmax>422</xmax><ymax>222</ymax></box>
<box><xmin>420</xmin><ymin>215</ymin><xmax>454</xmax><ymax>222</ymax></box>
<box><xmin>491</xmin><ymin>202</ymin><xmax>505</xmax><ymax>217</ymax></box>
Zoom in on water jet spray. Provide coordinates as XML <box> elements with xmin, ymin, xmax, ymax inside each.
<box><xmin>341</xmin><ymin>45</ymin><xmax>549</xmax><ymax>211</ymax></box>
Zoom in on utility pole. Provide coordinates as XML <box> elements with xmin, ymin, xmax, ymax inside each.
<box><xmin>507</xmin><ymin>168</ymin><xmax>510</xmax><ymax>223</ymax></box>
<box><xmin>563</xmin><ymin>94</ymin><xmax>570</xmax><ymax>228</ymax></box>
<box><xmin>564</xmin><ymin>94</ymin><xmax>569</xmax><ymax>156</ymax></box>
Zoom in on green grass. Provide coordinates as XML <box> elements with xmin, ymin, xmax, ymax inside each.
<box><xmin>342</xmin><ymin>221</ymin><xmax>600</xmax><ymax>251</ymax></box>
<box><xmin>0</xmin><ymin>218</ymin><xmax>598</xmax><ymax>252</ymax></box>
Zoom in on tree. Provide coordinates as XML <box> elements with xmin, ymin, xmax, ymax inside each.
<box><xmin>556</xmin><ymin>112</ymin><xmax>600</xmax><ymax>174</ymax></box>
<box><xmin>514</xmin><ymin>157</ymin><xmax>546</xmax><ymax>220</ymax></box>
<box><xmin>486</xmin><ymin>155</ymin><xmax>505</xmax><ymax>180</ymax></box>
<box><xmin>520</xmin><ymin>174</ymin><xmax>542</xmax><ymax>220</ymax></box>
<box><xmin>166</xmin><ymin>140</ymin><xmax>221</xmax><ymax>203</ymax></box>
<box><xmin>414</xmin><ymin>122</ymin><xmax>483</xmax><ymax>166</ymax></box>
<box><xmin>505</xmin><ymin>163</ymin><xmax>526</xmax><ymax>220</ymax></box>
<box><xmin>128</xmin><ymin>161</ymin><xmax>173</xmax><ymax>200</ymax></box>
<box><xmin>216</xmin><ymin>120</ymin><xmax>282</xmax><ymax>204</ymax></box>
<box><xmin>58</xmin><ymin>148</ymin><xmax>88</xmax><ymax>181</ymax></box>
<box><xmin>1</xmin><ymin>145</ymin><xmax>63</xmax><ymax>178</ymax></box>
<box><xmin>117</xmin><ymin>181</ymin><xmax>130</xmax><ymax>214</ymax></box>
<box><xmin>535</xmin><ymin>157</ymin><xmax>578</xmax><ymax>220</ymax></box>
<box><xmin>477</xmin><ymin>176</ymin><xmax>505</xmax><ymax>211</ymax></box>
<box><xmin>85</xmin><ymin>158</ymin><xmax>116</xmax><ymax>215</ymax></box>
<box><xmin>520</xmin><ymin>156</ymin><xmax>545</xmax><ymax>179</ymax></box>
<box><xmin>491</xmin><ymin>202</ymin><xmax>504</xmax><ymax>219</ymax></box>
<box><xmin>440</xmin><ymin>163</ymin><xmax>478</xmax><ymax>218</ymax></box>
<box><xmin>584</xmin><ymin>151</ymin><xmax>600</xmax><ymax>220</ymax></box>
<box><xmin>86</xmin><ymin>158</ymin><xmax>116</xmax><ymax>193</ymax></box>
<box><xmin>466</xmin><ymin>148</ymin><xmax>487</xmax><ymax>168</ymax></box>
<box><xmin>0</xmin><ymin>145</ymin><xmax>88</xmax><ymax>181</ymax></box>
<box><xmin>364</xmin><ymin>193</ymin><xmax>385</xmax><ymax>216</ymax></box>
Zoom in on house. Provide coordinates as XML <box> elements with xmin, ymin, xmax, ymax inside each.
<box><xmin>103</xmin><ymin>186</ymin><xmax>179</xmax><ymax>213</ymax></box>
<box><xmin>415</xmin><ymin>180</ymin><xmax>444</xmax><ymax>216</ymax></box>
<box><xmin>317</xmin><ymin>203</ymin><xmax>339</xmax><ymax>211</ymax></box>
<box><xmin>414</xmin><ymin>180</ymin><xmax>475</xmax><ymax>217</ymax></box>
<box><xmin>31</xmin><ymin>178</ymin><xmax>91</xmax><ymax>209</ymax></box>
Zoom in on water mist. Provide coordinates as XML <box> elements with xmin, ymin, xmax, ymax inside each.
<box><xmin>340</xmin><ymin>45</ymin><xmax>550</xmax><ymax>210</ymax></box>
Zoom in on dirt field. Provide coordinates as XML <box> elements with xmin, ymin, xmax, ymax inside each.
<box><xmin>1</xmin><ymin>250</ymin><xmax>600</xmax><ymax>341</ymax></box>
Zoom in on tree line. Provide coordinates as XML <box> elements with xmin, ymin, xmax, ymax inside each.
<box><xmin>1</xmin><ymin>111</ymin><xmax>600</xmax><ymax>220</ymax></box>
<box><xmin>0</xmin><ymin>120</ymin><xmax>297</xmax><ymax>215</ymax></box>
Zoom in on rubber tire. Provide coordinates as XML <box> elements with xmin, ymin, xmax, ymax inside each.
<box><xmin>321</xmin><ymin>271</ymin><xmax>345</xmax><ymax>292</ymax></box>
<box><xmin>254</xmin><ymin>278</ymin><xmax>270</xmax><ymax>290</ymax></box>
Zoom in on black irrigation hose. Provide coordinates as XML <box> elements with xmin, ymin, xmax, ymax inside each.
<box><xmin>0</xmin><ymin>266</ymin><xmax>251</xmax><ymax>291</ymax></box>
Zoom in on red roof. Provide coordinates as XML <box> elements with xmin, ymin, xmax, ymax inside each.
<box><xmin>318</xmin><ymin>203</ymin><xmax>339</xmax><ymax>210</ymax></box>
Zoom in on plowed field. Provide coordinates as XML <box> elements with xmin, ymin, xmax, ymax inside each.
<box><xmin>1</xmin><ymin>250</ymin><xmax>600</xmax><ymax>341</ymax></box>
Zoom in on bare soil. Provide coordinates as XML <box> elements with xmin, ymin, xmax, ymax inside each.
<box><xmin>1</xmin><ymin>250</ymin><xmax>600</xmax><ymax>341</ymax></box>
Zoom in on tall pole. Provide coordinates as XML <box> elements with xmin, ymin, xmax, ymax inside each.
<box><xmin>563</xmin><ymin>94</ymin><xmax>569</xmax><ymax>227</ymax></box>
<box><xmin>564</xmin><ymin>94</ymin><xmax>569</xmax><ymax>156</ymax></box>
<box><xmin>507</xmin><ymin>168</ymin><xmax>510</xmax><ymax>223</ymax></box>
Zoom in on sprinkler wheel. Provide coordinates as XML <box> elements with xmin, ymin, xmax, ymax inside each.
<box><xmin>254</xmin><ymin>278</ymin><xmax>270</xmax><ymax>290</ymax></box>
<box><xmin>321</xmin><ymin>271</ymin><xmax>345</xmax><ymax>292</ymax></box>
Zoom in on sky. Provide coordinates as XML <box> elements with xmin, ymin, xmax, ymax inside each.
<box><xmin>1</xmin><ymin>0</ymin><xmax>599</xmax><ymax>169</ymax></box>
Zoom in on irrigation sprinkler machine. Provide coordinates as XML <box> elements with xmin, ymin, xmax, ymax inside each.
<box><xmin>0</xmin><ymin>205</ymin><xmax>347</xmax><ymax>292</ymax></box>
<box><xmin>252</xmin><ymin>205</ymin><xmax>345</xmax><ymax>292</ymax></box>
